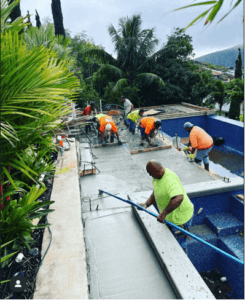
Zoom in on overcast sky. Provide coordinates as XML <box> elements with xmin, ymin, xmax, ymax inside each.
<box><xmin>20</xmin><ymin>0</ymin><xmax>243</xmax><ymax>58</ymax></box>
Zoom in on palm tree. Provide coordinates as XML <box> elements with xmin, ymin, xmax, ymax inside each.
<box><xmin>211</xmin><ymin>80</ymin><xmax>225</xmax><ymax>114</ymax></box>
<box><xmin>85</xmin><ymin>14</ymin><xmax>165</xmax><ymax>95</ymax></box>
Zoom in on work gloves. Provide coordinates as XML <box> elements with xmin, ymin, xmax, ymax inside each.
<box><xmin>189</xmin><ymin>153</ymin><xmax>194</xmax><ymax>160</ymax></box>
<box><xmin>118</xmin><ymin>139</ymin><xmax>122</xmax><ymax>145</ymax></box>
<box><xmin>137</xmin><ymin>202</ymin><xmax>148</xmax><ymax>210</ymax></box>
<box><xmin>184</xmin><ymin>146</ymin><xmax>189</xmax><ymax>151</ymax></box>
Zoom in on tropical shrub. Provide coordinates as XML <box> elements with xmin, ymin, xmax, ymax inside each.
<box><xmin>1</xmin><ymin>0</ymin><xmax>80</xmax><ymax>266</ymax></box>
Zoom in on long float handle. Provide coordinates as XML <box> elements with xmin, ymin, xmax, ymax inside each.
<box><xmin>99</xmin><ymin>189</ymin><xmax>244</xmax><ymax>266</ymax></box>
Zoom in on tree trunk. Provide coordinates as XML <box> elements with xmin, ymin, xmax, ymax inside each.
<box><xmin>51</xmin><ymin>0</ymin><xmax>66</xmax><ymax>37</ymax></box>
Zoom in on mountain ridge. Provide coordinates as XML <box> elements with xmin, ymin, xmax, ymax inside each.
<box><xmin>195</xmin><ymin>44</ymin><xmax>244</xmax><ymax>68</ymax></box>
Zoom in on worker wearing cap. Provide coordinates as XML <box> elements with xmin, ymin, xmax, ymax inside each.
<box><xmin>99</xmin><ymin>115</ymin><xmax>122</xmax><ymax>145</ymax></box>
<box><xmin>126</xmin><ymin>109</ymin><xmax>144</xmax><ymax>134</ymax></box>
<box><xmin>81</xmin><ymin>103</ymin><xmax>96</xmax><ymax>134</ymax></box>
<box><xmin>139</xmin><ymin>117</ymin><xmax>162</xmax><ymax>147</ymax></box>
<box><xmin>139</xmin><ymin>160</ymin><xmax>194</xmax><ymax>254</ymax></box>
<box><xmin>183</xmin><ymin>122</ymin><xmax>213</xmax><ymax>171</ymax></box>
<box><xmin>120</xmin><ymin>96</ymin><xmax>134</xmax><ymax>127</ymax></box>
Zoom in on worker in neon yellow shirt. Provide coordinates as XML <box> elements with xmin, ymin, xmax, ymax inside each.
<box><xmin>126</xmin><ymin>109</ymin><xmax>144</xmax><ymax>134</ymax></box>
<box><xmin>139</xmin><ymin>160</ymin><xmax>194</xmax><ymax>253</ymax></box>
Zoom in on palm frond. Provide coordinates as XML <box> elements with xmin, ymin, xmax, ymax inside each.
<box><xmin>96</xmin><ymin>64</ymin><xmax>123</xmax><ymax>81</ymax></box>
<box><xmin>112</xmin><ymin>78</ymin><xmax>128</xmax><ymax>94</ymax></box>
<box><xmin>136</xmin><ymin>73</ymin><xmax>165</xmax><ymax>87</ymax></box>
<box><xmin>84</xmin><ymin>48</ymin><xmax>118</xmax><ymax>66</ymax></box>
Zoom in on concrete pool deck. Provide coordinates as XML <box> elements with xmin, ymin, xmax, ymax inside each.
<box><xmin>34</xmin><ymin>123</ymin><xmax>243</xmax><ymax>298</ymax></box>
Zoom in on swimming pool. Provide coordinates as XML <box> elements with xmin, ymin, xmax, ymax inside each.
<box><xmin>160</xmin><ymin>115</ymin><xmax>244</xmax><ymax>178</ymax></box>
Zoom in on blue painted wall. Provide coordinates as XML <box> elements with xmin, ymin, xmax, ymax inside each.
<box><xmin>160</xmin><ymin>115</ymin><xmax>244</xmax><ymax>154</ymax></box>
<box><xmin>161</xmin><ymin>116</ymin><xmax>206</xmax><ymax>138</ymax></box>
<box><xmin>207</xmin><ymin>116</ymin><xmax>244</xmax><ymax>154</ymax></box>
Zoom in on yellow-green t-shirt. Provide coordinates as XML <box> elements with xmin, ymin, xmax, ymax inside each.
<box><xmin>96</xmin><ymin>114</ymin><xmax>106</xmax><ymax>120</ymax></box>
<box><xmin>127</xmin><ymin>110</ymin><xmax>140</xmax><ymax>124</ymax></box>
<box><xmin>152</xmin><ymin>168</ymin><xmax>194</xmax><ymax>225</ymax></box>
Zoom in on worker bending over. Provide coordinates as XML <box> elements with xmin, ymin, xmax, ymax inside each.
<box><xmin>98</xmin><ymin>115</ymin><xmax>122</xmax><ymax>145</ymax></box>
<box><xmin>81</xmin><ymin>103</ymin><xmax>96</xmax><ymax>134</ymax></box>
<box><xmin>139</xmin><ymin>160</ymin><xmax>194</xmax><ymax>254</ymax></box>
<box><xmin>139</xmin><ymin>117</ymin><xmax>161</xmax><ymax>147</ymax></box>
<box><xmin>120</xmin><ymin>96</ymin><xmax>134</xmax><ymax>127</ymax></box>
<box><xmin>183</xmin><ymin>122</ymin><xmax>213</xmax><ymax>171</ymax></box>
<box><xmin>92</xmin><ymin>114</ymin><xmax>107</xmax><ymax>131</ymax></box>
<box><xmin>126</xmin><ymin>109</ymin><xmax>144</xmax><ymax>134</ymax></box>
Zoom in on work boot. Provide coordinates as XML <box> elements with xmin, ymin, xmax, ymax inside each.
<box><xmin>140</xmin><ymin>139</ymin><xmax>144</xmax><ymax>146</ymax></box>
<box><xmin>132</xmin><ymin>129</ymin><xmax>135</xmax><ymax>135</ymax></box>
<box><xmin>129</xmin><ymin>128</ymin><xmax>132</xmax><ymax>132</ymax></box>
<box><xmin>204</xmin><ymin>163</ymin><xmax>209</xmax><ymax>172</ymax></box>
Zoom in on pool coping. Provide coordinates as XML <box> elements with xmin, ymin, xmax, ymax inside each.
<box><xmin>130</xmin><ymin>191</ymin><xmax>215</xmax><ymax>299</ymax></box>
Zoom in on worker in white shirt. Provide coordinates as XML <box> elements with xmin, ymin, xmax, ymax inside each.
<box><xmin>120</xmin><ymin>96</ymin><xmax>134</xmax><ymax>127</ymax></box>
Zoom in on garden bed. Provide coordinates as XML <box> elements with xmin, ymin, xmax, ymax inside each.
<box><xmin>0</xmin><ymin>176</ymin><xmax>54</xmax><ymax>299</ymax></box>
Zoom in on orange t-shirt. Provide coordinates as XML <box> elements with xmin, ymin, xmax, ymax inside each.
<box><xmin>140</xmin><ymin>117</ymin><xmax>156</xmax><ymax>135</ymax></box>
<box><xmin>99</xmin><ymin>116</ymin><xmax>117</xmax><ymax>133</ymax></box>
<box><xmin>190</xmin><ymin>126</ymin><xmax>213</xmax><ymax>150</ymax></box>
<box><xmin>82</xmin><ymin>105</ymin><xmax>92</xmax><ymax>116</ymax></box>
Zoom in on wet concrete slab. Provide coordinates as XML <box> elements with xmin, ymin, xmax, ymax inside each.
<box><xmin>80</xmin><ymin>127</ymin><xmax>218</xmax><ymax>298</ymax></box>
<box><xmin>83</xmin><ymin>208</ymin><xmax>177</xmax><ymax>299</ymax></box>
<box><xmin>130</xmin><ymin>147</ymin><xmax>215</xmax><ymax>185</ymax></box>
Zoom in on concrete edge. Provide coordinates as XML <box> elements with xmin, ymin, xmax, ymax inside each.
<box><xmin>126</xmin><ymin>190</ymin><xmax>215</xmax><ymax>299</ymax></box>
<box><xmin>34</xmin><ymin>138</ymin><xmax>89</xmax><ymax>299</ymax></box>
<box><xmin>132</xmin><ymin>204</ymin><xmax>215</xmax><ymax>299</ymax></box>
<box><xmin>184</xmin><ymin>177</ymin><xmax>244</xmax><ymax>198</ymax></box>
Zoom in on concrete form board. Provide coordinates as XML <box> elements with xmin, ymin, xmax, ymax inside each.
<box><xmin>130</xmin><ymin>192</ymin><xmax>215</xmax><ymax>299</ymax></box>
<box><xmin>83</xmin><ymin>208</ymin><xmax>177</xmax><ymax>299</ymax></box>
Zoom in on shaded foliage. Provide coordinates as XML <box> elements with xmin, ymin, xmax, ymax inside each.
<box><xmin>227</xmin><ymin>79</ymin><xmax>244</xmax><ymax>120</ymax></box>
<box><xmin>211</xmin><ymin>80</ymin><xmax>226</xmax><ymax>113</ymax></box>
<box><xmin>7</xmin><ymin>0</ymin><xmax>21</xmax><ymax>23</ymax></box>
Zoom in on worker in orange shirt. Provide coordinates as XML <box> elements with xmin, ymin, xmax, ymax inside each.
<box><xmin>99</xmin><ymin>115</ymin><xmax>122</xmax><ymax>145</ymax></box>
<box><xmin>81</xmin><ymin>103</ymin><xmax>95</xmax><ymax>134</ymax></box>
<box><xmin>139</xmin><ymin>117</ymin><xmax>162</xmax><ymax>147</ymax></box>
<box><xmin>183</xmin><ymin>122</ymin><xmax>213</xmax><ymax>171</ymax></box>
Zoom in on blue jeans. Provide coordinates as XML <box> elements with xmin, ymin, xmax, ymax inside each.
<box><xmin>195</xmin><ymin>146</ymin><xmax>213</xmax><ymax>165</ymax></box>
<box><xmin>128</xmin><ymin>119</ymin><xmax>136</xmax><ymax>131</ymax></box>
<box><xmin>124</xmin><ymin>115</ymin><xmax>130</xmax><ymax>127</ymax></box>
<box><xmin>139</xmin><ymin>126</ymin><xmax>146</xmax><ymax>137</ymax></box>
<box><xmin>168</xmin><ymin>214</ymin><xmax>194</xmax><ymax>254</ymax></box>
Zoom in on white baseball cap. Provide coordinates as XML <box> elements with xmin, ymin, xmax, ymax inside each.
<box><xmin>105</xmin><ymin>124</ymin><xmax>112</xmax><ymax>131</ymax></box>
